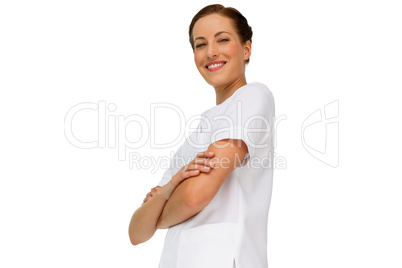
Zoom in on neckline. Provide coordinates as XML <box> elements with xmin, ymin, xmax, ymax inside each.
<box><xmin>204</xmin><ymin>82</ymin><xmax>255</xmax><ymax>114</ymax></box>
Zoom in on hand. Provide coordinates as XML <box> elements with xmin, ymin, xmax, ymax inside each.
<box><xmin>141</xmin><ymin>186</ymin><xmax>161</xmax><ymax>205</ymax></box>
<box><xmin>161</xmin><ymin>151</ymin><xmax>215</xmax><ymax>201</ymax></box>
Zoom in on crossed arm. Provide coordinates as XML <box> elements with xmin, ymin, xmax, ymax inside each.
<box><xmin>128</xmin><ymin>138</ymin><xmax>248</xmax><ymax>245</ymax></box>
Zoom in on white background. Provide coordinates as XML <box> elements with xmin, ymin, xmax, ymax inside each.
<box><xmin>1</xmin><ymin>0</ymin><xmax>401</xmax><ymax>267</ymax></box>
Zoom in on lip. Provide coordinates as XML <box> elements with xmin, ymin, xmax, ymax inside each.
<box><xmin>205</xmin><ymin>61</ymin><xmax>227</xmax><ymax>72</ymax></box>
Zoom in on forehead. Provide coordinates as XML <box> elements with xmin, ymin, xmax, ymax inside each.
<box><xmin>193</xmin><ymin>14</ymin><xmax>235</xmax><ymax>38</ymax></box>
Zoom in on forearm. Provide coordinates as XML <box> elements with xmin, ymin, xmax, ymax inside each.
<box><xmin>128</xmin><ymin>191</ymin><xmax>168</xmax><ymax>245</ymax></box>
<box><xmin>157</xmin><ymin>142</ymin><xmax>245</xmax><ymax>229</ymax></box>
<box><xmin>157</xmin><ymin>179</ymin><xmax>207</xmax><ymax>229</ymax></box>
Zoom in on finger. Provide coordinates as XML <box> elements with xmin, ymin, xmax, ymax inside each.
<box><xmin>196</xmin><ymin>151</ymin><xmax>215</xmax><ymax>158</ymax></box>
<box><xmin>193</xmin><ymin>158</ymin><xmax>215</xmax><ymax>167</ymax></box>
<box><xmin>186</xmin><ymin>163</ymin><xmax>212</xmax><ymax>172</ymax></box>
<box><xmin>182</xmin><ymin>163</ymin><xmax>211</xmax><ymax>174</ymax></box>
<box><xmin>179</xmin><ymin>169</ymin><xmax>200</xmax><ymax>181</ymax></box>
<box><xmin>151</xmin><ymin>188</ymin><xmax>158</xmax><ymax>194</ymax></box>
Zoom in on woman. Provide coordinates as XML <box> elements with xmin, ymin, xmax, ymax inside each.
<box><xmin>129</xmin><ymin>4</ymin><xmax>275</xmax><ymax>268</ymax></box>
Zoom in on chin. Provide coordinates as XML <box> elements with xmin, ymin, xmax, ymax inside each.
<box><xmin>205</xmin><ymin>79</ymin><xmax>225</xmax><ymax>87</ymax></box>
<box><xmin>203</xmin><ymin>75</ymin><xmax>230</xmax><ymax>87</ymax></box>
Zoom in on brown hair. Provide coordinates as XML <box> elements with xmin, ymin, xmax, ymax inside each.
<box><xmin>189</xmin><ymin>4</ymin><xmax>253</xmax><ymax>64</ymax></box>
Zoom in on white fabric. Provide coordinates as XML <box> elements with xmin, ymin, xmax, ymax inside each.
<box><xmin>157</xmin><ymin>82</ymin><xmax>275</xmax><ymax>268</ymax></box>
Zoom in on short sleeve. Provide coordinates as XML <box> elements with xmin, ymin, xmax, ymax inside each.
<box><xmin>201</xmin><ymin>83</ymin><xmax>275</xmax><ymax>167</ymax></box>
<box><xmin>156</xmin><ymin>144</ymin><xmax>185</xmax><ymax>187</ymax></box>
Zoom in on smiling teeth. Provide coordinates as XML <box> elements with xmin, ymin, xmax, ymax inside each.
<box><xmin>207</xmin><ymin>63</ymin><xmax>225</xmax><ymax>69</ymax></box>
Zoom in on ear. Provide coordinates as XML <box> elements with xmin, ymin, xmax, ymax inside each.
<box><xmin>243</xmin><ymin>40</ymin><xmax>252</xmax><ymax>61</ymax></box>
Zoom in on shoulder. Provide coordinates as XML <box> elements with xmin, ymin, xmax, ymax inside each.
<box><xmin>201</xmin><ymin>82</ymin><xmax>274</xmax><ymax>118</ymax></box>
<box><xmin>235</xmin><ymin>82</ymin><xmax>274</xmax><ymax>101</ymax></box>
<box><xmin>229</xmin><ymin>82</ymin><xmax>275</xmax><ymax>114</ymax></box>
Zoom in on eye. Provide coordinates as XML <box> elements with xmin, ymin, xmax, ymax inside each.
<box><xmin>195</xmin><ymin>43</ymin><xmax>206</xmax><ymax>49</ymax></box>
<box><xmin>219</xmin><ymin>38</ymin><xmax>229</xmax><ymax>43</ymax></box>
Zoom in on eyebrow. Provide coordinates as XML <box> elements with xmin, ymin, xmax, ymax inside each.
<box><xmin>194</xmin><ymin>31</ymin><xmax>232</xmax><ymax>42</ymax></box>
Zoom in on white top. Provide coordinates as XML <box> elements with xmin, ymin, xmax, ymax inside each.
<box><xmin>157</xmin><ymin>82</ymin><xmax>275</xmax><ymax>268</ymax></box>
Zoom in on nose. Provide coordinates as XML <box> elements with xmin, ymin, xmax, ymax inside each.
<box><xmin>206</xmin><ymin>43</ymin><xmax>219</xmax><ymax>59</ymax></box>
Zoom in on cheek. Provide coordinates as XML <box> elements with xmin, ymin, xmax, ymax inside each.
<box><xmin>194</xmin><ymin>51</ymin><xmax>204</xmax><ymax>67</ymax></box>
<box><xmin>222</xmin><ymin>44</ymin><xmax>242</xmax><ymax>60</ymax></box>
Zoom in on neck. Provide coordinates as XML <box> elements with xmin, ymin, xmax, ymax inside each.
<box><xmin>214</xmin><ymin>76</ymin><xmax>247</xmax><ymax>105</ymax></box>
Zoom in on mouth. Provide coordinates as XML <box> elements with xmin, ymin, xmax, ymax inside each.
<box><xmin>205</xmin><ymin>61</ymin><xmax>227</xmax><ymax>72</ymax></box>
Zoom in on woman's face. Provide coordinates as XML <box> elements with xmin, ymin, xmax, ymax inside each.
<box><xmin>192</xmin><ymin>14</ymin><xmax>251</xmax><ymax>88</ymax></box>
